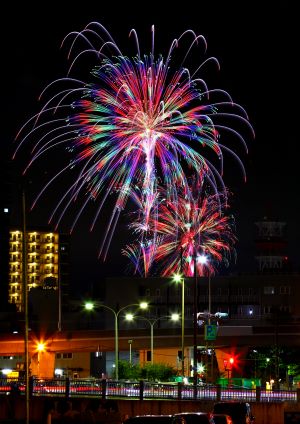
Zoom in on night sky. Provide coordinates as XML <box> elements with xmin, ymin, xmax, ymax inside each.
<box><xmin>2</xmin><ymin>3</ymin><xmax>297</xmax><ymax>294</ymax></box>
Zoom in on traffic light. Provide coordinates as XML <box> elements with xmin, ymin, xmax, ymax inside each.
<box><xmin>224</xmin><ymin>356</ymin><xmax>235</xmax><ymax>370</ymax></box>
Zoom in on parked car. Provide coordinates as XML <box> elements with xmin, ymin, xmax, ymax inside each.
<box><xmin>212</xmin><ymin>414</ymin><xmax>233</xmax><ymax>424</ymax></box>
<box><xmin>173</xmin><ymin>412</ymin><xmax>215</xmax><ymax>423</ymax></box>
<box><xmin>124</xmin><ymin>412</ymin><xmax>215</xmax><ymax>423</ymax></box>
<box><xmin>124</xmin><ymin>415</ymin><xmax>186</xmax><ymax>423</ymax></box>
<box><xmin>212</xmin><ymin>402</ymin><xmax>254</xmax><ymax>424</ymax></box>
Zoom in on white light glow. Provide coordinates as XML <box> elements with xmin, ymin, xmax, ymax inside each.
<box><xmin>55</xmin><ymin>369</ymin><xmax>63</xmax><ymax>376</ymax></box>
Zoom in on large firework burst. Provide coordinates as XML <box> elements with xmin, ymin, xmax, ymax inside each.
<box><xmin>14</xmin><ymin>22</ymin><xmax>252</xmax><ymax>259</ymax></box>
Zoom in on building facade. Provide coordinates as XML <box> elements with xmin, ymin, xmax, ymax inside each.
<box><xmin>8</xmin><ymin>229</ymin><xmax>70</xmax><ymax>312</ymax></box>
<box><xmin>254</xmin><ymin>217</ymin><xmax>289</xmax><ymax>272</ymax></box>
<box><xmin>103</xmin><ymin>272</ymin><xmax>300</xmax><ymax>328</ymax></box>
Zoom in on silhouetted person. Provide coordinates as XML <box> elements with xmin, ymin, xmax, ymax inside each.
<box><xmin>8</xmin><ymin>381</ymin><xmax>21</xmax><ymax>420</ymax></box>
<box><xmin>104</xmin><ymin>400</ymin><xmax>122</xmax><ymax>424</ymax></box>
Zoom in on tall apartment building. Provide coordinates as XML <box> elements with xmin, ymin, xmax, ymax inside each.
<box><xmin>9</xmin><ymin>229</ymin><xmax>70</xmax><ymax>312</ymax></box>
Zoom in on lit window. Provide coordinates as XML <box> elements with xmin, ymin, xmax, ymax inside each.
<box><xmin>264</xmin><ymin>287</ymin><xmax>275</xmax><ymax>295</ymax></box>
<box><xmin>62</xmin><ymin>353</ymin><xmax>73</xmax><ymax>359</ymax></box>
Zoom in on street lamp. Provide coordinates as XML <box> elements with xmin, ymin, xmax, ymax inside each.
<box><xmin>126</xmin><ymin>313</ymin><xmax>180</xmax><ymax>365</ymax></box>
<box><xmin>193</xmin><ymin>252</ymin><xmax>210</xmax><ymax>392</ymax></box>
<box><xmin>198</xmin><ymin>254</ymin><xmax>213</xmax><ymax>383</ymax></box>
<box><xmin>84</xmin><ymin>301</ymin><xmax>148</xmax><ymax>380</ymax></box>
<box><xmin>173</xmin><ymin>273</ymin><xmax>185</xmax><ymax>377</ymax></box>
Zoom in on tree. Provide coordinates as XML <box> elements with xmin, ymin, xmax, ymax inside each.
<box><xmin>140</xmin><ymin>363</ymin><xmax>176</xmax><ymax>381</ymax></box>
<box><xmin>114</xmin><ymin>360</ymin><xmax>141</xmax><ymax>380</ymax></box>
<box><xmin>114</xmin><ymin>361</ymin><xmax>176</xmax><ymax>381</ymax></box>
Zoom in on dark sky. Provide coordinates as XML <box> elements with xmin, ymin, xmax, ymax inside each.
<box><xmin>2</xmin><ymin>3</ymin><xmax>298</xmax><ymax>294</ymax></box>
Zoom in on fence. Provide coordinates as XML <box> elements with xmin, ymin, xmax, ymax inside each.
<box><xmin>0</xmin><ymin>377</ymin><xmax>298</xmax><ymax>403</ymax></box>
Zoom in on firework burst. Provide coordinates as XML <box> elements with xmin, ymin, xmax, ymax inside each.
<box><xmin>124</xmin><ymin>186</ymin><xmax>236</xmax><ymax>277</ymax></box>
<box><xmin>14</xmin><ymin>22</ymin><xmax>252</xmax><ymax>259</ymax></box>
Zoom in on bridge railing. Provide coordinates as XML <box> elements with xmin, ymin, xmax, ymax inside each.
<box><xmin>0</xmin><ymin>377</ymin><xmax>298</xmax><ymax>403</ymax></box>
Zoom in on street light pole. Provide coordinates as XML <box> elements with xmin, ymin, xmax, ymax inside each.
<box><xmin>198</xmin><ymin>254</ymin><xmax>212</xmax><ymax>383</ymax></box>
<box><xmin>114</xmin><ymin>311</ymin><xmax>118</xmax><ymax>379</ymax></box>
<box><xmin>193</xmin><ymin>247</ymin><xmax>198</xmax><ymax>395</ymax></box>
<box><xmin>150</xmin><ymin>323</ymin><xmax>154</xmax><ymax>364</ymax></box>
<box><xmin>208</xmin><ymin>273</ymin><xmax>211</xmax><ymax>324</ymax></box>
<box><xmin>181</xmin><ymin>277</ymin><xmax>185</xmax><ymax>377</ymax></box>
<box><xmin>128</xmin><ymin>340</ymin><xmax>133</xmax><ymax>365</ymax></box>
<box><xmin>252</xmin><ymin>349</ymin><xmax>258</xmax><ymax>379</ymax></box>
<box><xmin>126</xmin><ymin>314</ymin><xmax>180</xmax><ymax>366</ymax></box>
<box><xmin>207</xmin><ymin>270</ymin><xmax>212</xmax><ymax>384</ymax></box>
<box><xmin>84</xmin><ymin>301</ymin><xmax>148</xmax><ymax>380</ymax></box>
<box><xmin>22</xmin><ymin>189</ymin><xmax>30</xmax><ymax>424</ymax></box>
<box><xmin>173</xmin><ymin>274</ymin><xmax>185</xmax><ymax>377</ymax></box>
<box><xmin>224</xmin><ymin>357</ymin><xmax>234</xmax><ymax>387</ymax></box>
<box><xmin>193</xmin><ymin>253</ymin><xmax>211</xmax><ymax>389</ymax></box>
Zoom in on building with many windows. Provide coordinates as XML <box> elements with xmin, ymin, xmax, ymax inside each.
<box><xmin>102</xmin><ymin>273</ymin><xmax>300</xmax><ymax>328</ymax></box>
<box><xmin>8</xmin><ymin>229</ymin><xmax>70</xmax><ymax>312</ymax></box>
<box><xmin>254</xmin><ymin>217</ymin><xmax>289</xmax><ymax>272</ymax></box>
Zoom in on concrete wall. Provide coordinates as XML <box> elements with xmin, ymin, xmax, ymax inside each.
<box><xmin>1</xmin><ymin>396</ymin><xmax>300</xmax><ymax>423</ymax></box>
<box><xmin>31</xmin><ymin>351</ymin><xmax>56</xmax><ymax>378</ymax></box>
<box><xmin>139</xmin><ymin>347</ymin><xmax>180</xmax><ymax>369</ymax></box>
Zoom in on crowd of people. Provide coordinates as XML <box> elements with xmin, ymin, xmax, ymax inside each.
<box><xmin>45</xmin><ymin>398</ymin><xmax>125</xmax><ymax>423</ymax></box>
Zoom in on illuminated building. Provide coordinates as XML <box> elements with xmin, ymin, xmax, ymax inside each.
<box><xmin>8</xmin><ymin>229</ymin><xmax>69</xmax><ymax>312</ymax></box>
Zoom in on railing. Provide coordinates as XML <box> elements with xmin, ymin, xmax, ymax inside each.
<box><xmin>0</xmin><ymin>377</ymin><xmax>298</xmax><ymax>403</ymax></box>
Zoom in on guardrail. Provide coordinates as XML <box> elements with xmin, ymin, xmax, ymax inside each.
<box><xmin>1</xmin><ymin>377</ymin><xmax>299</xmax><ymax>403</ymax></box>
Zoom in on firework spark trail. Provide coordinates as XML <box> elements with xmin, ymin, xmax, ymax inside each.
<box><xmin>123</xmin><ymin>186</ymin><xmax>236</xmax><ymax>277</ymax></box>
<box><xmin>14</xmin><ymin>22</ymin><xmax>253</xmax><ymax>259</ymax></box>
<box><xmin>155</xmin><ymin>191</ymin><xmax>236</xmax><ymax>277</ymax></box>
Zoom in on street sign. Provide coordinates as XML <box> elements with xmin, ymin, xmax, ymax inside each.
<box><xmin>204</xmin><ymin>324</ymin><xmax>217</xmax><ymax>340</ymax></box>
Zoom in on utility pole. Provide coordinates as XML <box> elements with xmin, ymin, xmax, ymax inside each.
<box><xmin>193</xmin><ymin>246</ymin><xmax>198</xmax><ymax>398</ymax></box>
<box><xmin>22</xmin><ymin>190</ymin><xmax>30</xmax><ymax>424</ymax></box>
